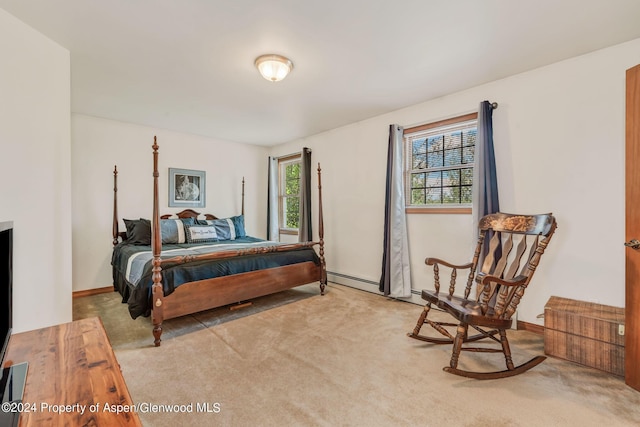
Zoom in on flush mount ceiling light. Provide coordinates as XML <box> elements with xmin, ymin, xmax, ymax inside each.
<box><xmin>254</xmin><ymin>54</ymin><xmax>294</xmax><ymax>82</ymax></box>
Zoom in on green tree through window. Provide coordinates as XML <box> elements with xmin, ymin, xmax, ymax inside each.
<box><xmin>284</xmin><ymin>162</ymin><xmax>300</xmax><ymax>228</ymax></box>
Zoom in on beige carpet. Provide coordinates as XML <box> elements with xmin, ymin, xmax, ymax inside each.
<box><xmin>74</xmin><ymin>284</ymin><xmax>640</xmax><ymax>427</ymax></box>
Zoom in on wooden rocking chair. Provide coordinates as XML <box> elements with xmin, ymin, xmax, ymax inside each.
<box><xmin>408</xmin><ymin>212</ymin><xmax>557</xmax><ymax>379</ymax></box>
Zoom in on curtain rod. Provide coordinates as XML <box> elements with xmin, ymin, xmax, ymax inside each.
<box><xmin>404</xmin><ymin>101</ymin><xmax>498</xmax><ymax>130</ymax></box>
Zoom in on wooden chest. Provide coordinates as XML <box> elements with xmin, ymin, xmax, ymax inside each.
<box><xmin>544</xmin><ymin>296</ymin><xmax>625</xmax><ymax>376</ymax></box>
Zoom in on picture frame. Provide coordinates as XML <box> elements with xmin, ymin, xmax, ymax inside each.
<box><xmin>168</xmin><ymin>168</ymin><xmax>206</xmax><ymax>208</ymax></box>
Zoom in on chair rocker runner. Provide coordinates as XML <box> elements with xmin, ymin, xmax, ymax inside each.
<box><xmin>408</xmin><ymin>212</ymin><xmax>557</xmax><ymax>379</ymax></box>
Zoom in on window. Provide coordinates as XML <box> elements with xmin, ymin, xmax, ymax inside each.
<box><xmin>404</xmin><ymin>113</ymin><xmax>478</xmax><ymax>213</ymax></box>
<box><xmin>279</xmin><ymin>156</ymin><xmax>301</xmax><ymax>232</ymax></box>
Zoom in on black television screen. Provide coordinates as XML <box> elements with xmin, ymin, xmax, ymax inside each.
<box><xmin>0</xmin><ymin>220</ymin><xmax>27</xmax><ymax>427</ymax></box>
<box><xmin>0</xmin><ymin>221</ymin><xmax>12</xmax><ymax>370</ymax></box>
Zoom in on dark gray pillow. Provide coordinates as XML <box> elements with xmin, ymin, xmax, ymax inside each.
<box><xmin>123</xmin><ymin>218</ymin><xmax>151</xmax><ymax>245</ymax></box>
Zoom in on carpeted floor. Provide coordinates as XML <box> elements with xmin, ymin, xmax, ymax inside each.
<box><xmin>74</xmin><ymin>283</ymin><xmax>640</xmax><ymax>427</ymax></box>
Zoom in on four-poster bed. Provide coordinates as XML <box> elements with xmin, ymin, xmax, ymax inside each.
<box><xmin>112</xmin><ymin>137</ymin><xmax>327</xmax><ymax>346</ymax></box>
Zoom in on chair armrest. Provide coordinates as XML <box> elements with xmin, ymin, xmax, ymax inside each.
<box><xmin>425</xmin><ymin>257</ymin><xmax>473</xmax><ymax>270</ymax></box>
<box><xmin>476</xmin><ymin>273</ymin><xmax>527</xmax><ymax>287</ymax></box>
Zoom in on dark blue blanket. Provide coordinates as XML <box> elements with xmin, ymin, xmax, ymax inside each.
<box><xmin>111</xmin><ymin>237</ymin><xmax>320</xmax><ymax>319</ymax></box>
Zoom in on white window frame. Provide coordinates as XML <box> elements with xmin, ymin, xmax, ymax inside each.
<box><xmin>404</xmin><ymin>112</ymin><xmax>478</xmax><ymax>214</ymax></box>
<box><xmin>278</xmin><ymin>155</ymin><xmax>301</xmax><ymax>234</ymax></box>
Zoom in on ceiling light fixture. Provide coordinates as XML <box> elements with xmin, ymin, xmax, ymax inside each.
<box><xmin>254</xmin><ymin>54</ymin><xmax>294</xmax><ymax>82</ymax></box>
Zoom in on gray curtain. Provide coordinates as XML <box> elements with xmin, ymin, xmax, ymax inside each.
<box><xmin>267</xmin><ymin>156</ymin><xmax>279</xmax><ymax>241</ymax></box>
<box><xmin>379</xmin><ymin>124</ymin><xmax>412</xmax><ymax>297</ymax></box>
<box><xmin>472</xmin><ymin>100</ymin><xmax>500</xmax><ymax>226</ymax></box>
<box><xmin>472</xmin><ymin>101</ymin><xmax>500</xmax><ymax>273</ymax></box>
<box><xmin>298</xmin><ymin>147</ymin><xmax>312</xmax><ymax>242</ymax></box>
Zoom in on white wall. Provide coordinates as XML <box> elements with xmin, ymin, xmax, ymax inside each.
<box><xmin>271</xmin><ymin>38</ymin><xmax>640</xmax><ymax>325</ymax></box>
<box><xmin>0</xmin><ymin>9</ymin><xmax>72</xmax><ymax>332</ymax></box>
<box><xmin>71</xmin><ymin>114</ymin><xmax>268</xmax><ymax>291</ymax></box>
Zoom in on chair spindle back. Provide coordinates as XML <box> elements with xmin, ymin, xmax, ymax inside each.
<box><xmin>468</xmin><ymin>213</ymin><xmax>557</xmax><ymax>319</ymax></box>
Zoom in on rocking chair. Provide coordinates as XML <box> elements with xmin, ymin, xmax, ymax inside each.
<box><xmin>408</xmin><ymin>212</ymin><xmax>557</xmax><ymax>379</ymax></box>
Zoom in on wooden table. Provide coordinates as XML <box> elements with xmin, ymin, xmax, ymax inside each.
<box><xmin>2</xmin><ymin>317</ymin><xmax>141</xmax><ymax>426</ymax></box>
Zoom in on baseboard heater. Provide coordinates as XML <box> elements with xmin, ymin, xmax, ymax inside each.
<box><xmin>326</xmin><ymin>271</ymin><xmax>422</xmax><ymax>296</ymax></box>
<box><xmin>328</xmin><ymin>271</ymin><xmax>539</xmax><ymax>333</ymax></box>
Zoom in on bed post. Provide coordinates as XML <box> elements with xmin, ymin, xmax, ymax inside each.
<box><xmin>113</xmin><ymin>165</ymin><xmax>119</xmax><ymax>246</ymax></box>
<box><xmin>242</xmin><ymin>176</ymin><xmax>245</xmax><ymax>216</ymax></box>
<box><xmin>151</xmin><ymin>137</ymin><xmax>164</xmax><ymax>346</ymax></box>
<box><xmin>317</xmin><ymin>163</ymin><xmax>327</xmax><ymax>294</ymax></box>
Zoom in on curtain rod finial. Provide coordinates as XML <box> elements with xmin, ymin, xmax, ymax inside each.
<box><xmin>491</xmin><ymin>102</ymin><xmax>498</xmax><ymax>109</ymax></box>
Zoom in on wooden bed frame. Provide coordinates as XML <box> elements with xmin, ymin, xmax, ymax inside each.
<box><xmin>113</xmin><ymin>137</ymin><xmax>327</xmax><ymax>346</ymax></box>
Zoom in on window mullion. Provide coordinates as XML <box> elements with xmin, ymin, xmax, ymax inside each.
<box><xmin>410</xmin><ymin>164</ymin><xmax>468</xmax><ymax>174</ymax></box>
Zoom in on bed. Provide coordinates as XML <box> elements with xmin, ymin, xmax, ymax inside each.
<box><xmin>112</xmin><ymin>137</ymin><xmax>327</xmax><ymax>346</ymax></box>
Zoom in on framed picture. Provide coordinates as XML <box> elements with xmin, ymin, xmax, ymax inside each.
<box><xmin>169</xmin><ymin>168</ymin><xmax>206</xmax><ymax>208</ymax></box>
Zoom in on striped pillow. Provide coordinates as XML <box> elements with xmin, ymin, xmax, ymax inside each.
<box><xmin>201</xmin><ymin>218</ymin><xmax>236</xmax><ymax>241</ymax></box>
<box><xmin>230</xmin><ymin>215</ymin><xmax>246</xmax><ymax>237</ymax></box>
<box><xmin>160</xmin><ymin>219</ymin><xmax>187</xmax><ymax>244</ymax></box>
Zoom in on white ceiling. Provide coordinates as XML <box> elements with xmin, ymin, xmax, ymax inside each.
<box><xmin>2</xmin><ymin>0</ymin><xmax>640</xmax><ymax>146</ymax></box>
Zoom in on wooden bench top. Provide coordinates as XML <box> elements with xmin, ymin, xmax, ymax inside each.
<box><xmin>3</xmin><ymin>317</ymin><xmax>141</xmax><ymax>426</ymax></box>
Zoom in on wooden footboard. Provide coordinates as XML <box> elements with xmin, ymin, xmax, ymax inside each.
<box><xmin>162</xmin><ymin>262</ymin><xmax>321</xmax><ymax>320</ymax></box>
